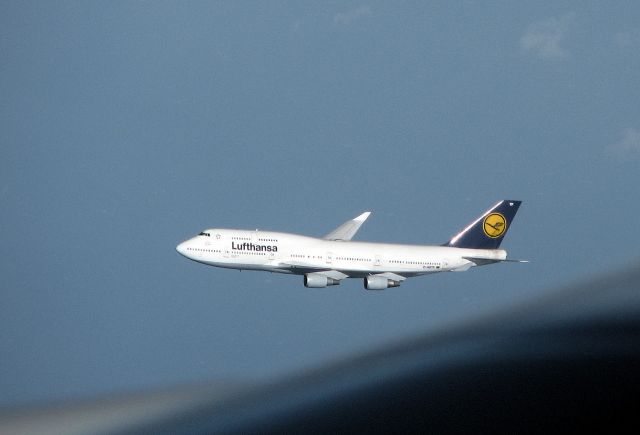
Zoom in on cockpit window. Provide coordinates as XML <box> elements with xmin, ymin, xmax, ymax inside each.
<box><xmin>198</xmin><ymin>232</ymin><xmax>211</xmax><ymax>237</ymax></box>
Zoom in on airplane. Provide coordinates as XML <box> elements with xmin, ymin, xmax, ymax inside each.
<box><xmin>176</xmin><ymin>200</ymin><xmax>526</xmax><ymax>289</ymax></box>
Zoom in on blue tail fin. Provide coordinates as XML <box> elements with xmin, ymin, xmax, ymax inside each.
<box><xmin>445</xmin><ymin>200</ymin><xmax>522</xmax><ymax>249</ymax></box>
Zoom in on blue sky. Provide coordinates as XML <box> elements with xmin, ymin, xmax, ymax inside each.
<box><xmin>2</xmin><ymin>1</ymin><xmax>639</xmax><ymax>406</ymax></box>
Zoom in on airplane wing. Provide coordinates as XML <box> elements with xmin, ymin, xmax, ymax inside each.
<box><xmin>270</xmin><ymin>260</ymin><xmax>348</xmax><ymax>279</ymax></box>
<box><xmin>314</xmin><ymin>270</ymin><xmax>349</xmax><ymax>281</ymax></box>
<box><xmin>323</xmin><ymin>212</ymin><xmax>371</xmax><ymax>241</ymax></box>
<box><xmin>373</xmin><ymin>272</ymin><xmax>407</xmax><ymax>282</ymax></box>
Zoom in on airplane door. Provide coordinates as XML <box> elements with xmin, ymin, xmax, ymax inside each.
<box><xmin>326</xmin><ymin>252</ymin><xmax>333</xmax><ymax>265</ymax></box>
<box><xmin>374</xmin><ymin>255</ymin><xmax>382</xmax><ymax>267</ymax></box>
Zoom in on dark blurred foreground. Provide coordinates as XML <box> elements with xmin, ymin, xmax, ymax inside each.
<box><xmin>2</xmin><ymin>263</ymin><xmax>640</xmax><ymax>434</ymax></box>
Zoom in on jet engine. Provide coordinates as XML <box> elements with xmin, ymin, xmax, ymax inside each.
<box><xmin>364</xmin><ymin>275</ymin><xmax>401</xmax><ymax>290</ymax></box>
<box><xmin>304</xmin><ymin>273</ymin><xmax>340</xmax><ymax>288</ymax></box>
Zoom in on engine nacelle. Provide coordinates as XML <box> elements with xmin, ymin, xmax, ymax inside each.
<box><xmin>304</xmin><ymin>273</ymin><xmax>340</xmax><ymax>288</ymax></box>
<box><xmin>364</xmin><ymin>275</ymin><xmax>401</xmax><ymax>290</ymax></box>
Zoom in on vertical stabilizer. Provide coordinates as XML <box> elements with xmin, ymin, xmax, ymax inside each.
<box><xmin>445</xmin><ymin>200</ymin><xmax>522</xmax><ymax>249</ymax></box>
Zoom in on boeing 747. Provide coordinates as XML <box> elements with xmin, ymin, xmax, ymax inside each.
<box><xmin>176</xmin><ymin>200</ymin><xmax>526</xmax><ymax>289</ymax></box>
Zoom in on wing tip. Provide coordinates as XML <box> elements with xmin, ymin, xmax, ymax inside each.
<box><xmin>355</xmin><ymin>211</ymin><xmax>371</xmax><ymax>222</ymax></box>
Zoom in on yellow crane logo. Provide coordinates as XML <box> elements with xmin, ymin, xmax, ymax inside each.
<box><xmin>483</xmin><ymin>213</ymin><xmax>507</xmax><ymax>238</ymax></box>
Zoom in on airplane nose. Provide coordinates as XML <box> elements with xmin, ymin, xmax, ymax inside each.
<box><xmin>176</xmin><ymin>241</ymin><xmax>188</xmax><ymax>257</ymax></box>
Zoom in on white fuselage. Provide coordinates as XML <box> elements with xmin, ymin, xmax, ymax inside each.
<box><xmin>176</xmin><ymin>228</ymin><xmax>507</xmax><ymax>278</ymax></box>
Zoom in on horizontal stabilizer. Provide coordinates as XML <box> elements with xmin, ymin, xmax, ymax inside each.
<box><xmin>463</xmin><ymin>256</ymin><xmax>529</xmax><ymax>266</ymax></box>
<box><xmin>324</xmin><ymin>212</ymin><xmax>371</xmax><ymax>241</ymax></box>
<box><xmin>462</xmin><ymin>257</ymin><xmax>500</xmax><ymax>266</ymax></box>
